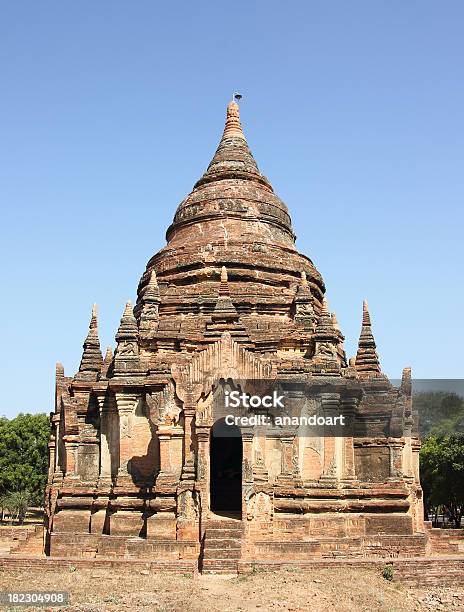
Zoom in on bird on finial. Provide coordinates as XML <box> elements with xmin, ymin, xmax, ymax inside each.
<box><xmin>233</xmin><ymin>92</ymin><xmax>242</xmax><ymax>103</ymax></box>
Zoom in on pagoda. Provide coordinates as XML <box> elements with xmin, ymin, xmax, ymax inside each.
<box><xmin>45</xmin><ymin>100</ymin><xmax>425</xmax><ymax>569</ymax></box>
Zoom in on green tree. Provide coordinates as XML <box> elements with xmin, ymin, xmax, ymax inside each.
<box><xmin>420</xmin><ymin>434</ymin><xmax>464</xmax><ymax>528</ymax></box>
<box><xmin>413</xmin><ymin>391</ymin><xmax>464</xmax><ymax>438</ymax></box>
<box><xmin>1</xmin><ymin>491</ymin><xmax>30</xmax><ymax>524</ymax></box>
<box><xmin>0</xmin><ymin>413</ymin><xmax>50</xmax><ymax>508</ymax></box>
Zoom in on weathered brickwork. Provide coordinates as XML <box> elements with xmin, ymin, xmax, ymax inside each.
<box><xmin>45</xmin><ymin>100</ymin><xmax>426</xmax><ymax>568</ymax></box>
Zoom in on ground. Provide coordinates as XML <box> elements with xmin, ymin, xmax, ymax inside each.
<box><xmin>0</xmin><ymin>566</ymin><xmax>463</xmax><ymax>611</ymax></box>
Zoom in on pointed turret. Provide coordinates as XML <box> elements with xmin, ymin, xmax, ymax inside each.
<box><xmin>139</xmin><ymin>269</ymin><xmax>161</xmax><ymax>334</ymax></box>
<box><xmin>354</xmin><ymin>300</ymin><xmax>382</xmax><ymax>377</ymax></box>
<box><xmin>294</xmin><ymin>270</ymin><xmax>316</xmax><ymax>328</ymax></box>
<box><xmin>311</xmin><ymin>297</ymin><xmax>342</xmax><ymax>371</ymax></box>
<box><xmin>101</xmin><ymin>345</ymin><xmax>113</xmax><ymax>378</ymax></box>
<box><xmin>314</xmin><ymin>297</ymin><xmax>336</xmax><ymax>335</ymax></box>
<box><xmin>116</xmin><ymin>300</ymin><xmax>138</xmax><ymax>341</ymax></box>
<box><xmin>114</xmin><ymin>300</ymin><xmax>140</xmax><ymax>376</ymax></box>
<box><xmin>144</xmin><ymin>269</ymin><xmax>160</xmax><ymax>300</ymax></box>
<box><xmin>75</xmin><ymin>304</ymin><xmax>103</xmax><ymax>381</ymax></box>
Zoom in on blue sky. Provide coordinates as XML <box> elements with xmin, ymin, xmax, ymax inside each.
<box><xmin>0</xmin><ymin>2</ymin><xmax>463</xmax><ymax>417</ymax></box>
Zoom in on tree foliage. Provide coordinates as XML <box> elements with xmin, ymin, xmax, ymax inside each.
<box><xmin>413</xmin><ymin>391</ymin><xmax>464</xmax><ymax>438</ymax></box>
<box><xmin>420</xmin><ymin>434</ymin><xmax>464</xmax><ymax>528</ymax></box>
<box><xmin>0</xmin><ymin>413</ymin><xmax>50</xmax><ymax>508</ymax></box>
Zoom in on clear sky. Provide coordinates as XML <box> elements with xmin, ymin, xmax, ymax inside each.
<box><xmin>0</xmin><ymin>2</ymin><xmax>463</xmax><ymax>418</ymax></box>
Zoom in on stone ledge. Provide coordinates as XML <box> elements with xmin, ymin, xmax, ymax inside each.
<box><xmin>0</xmin><ymin>554</ymin><xmax>198</xmax><ymax>574</ymax></box>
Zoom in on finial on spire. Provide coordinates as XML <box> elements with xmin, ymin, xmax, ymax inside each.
<box><xmin>87</xmin><ymin>303</ymin><xmax>98</xmax><ymax>339</ymax></box>
<box><xmin>223</xmin><ymin>97</ymin><xmax>246</xmax><ymax>140</ymax></box>
<box><xmin>362</xmin><ymin>299</ymin><xmax>371</xmax><ymax>326</ymax></box>
<box><xmin>91</xmin><ymin>303</ymin><xmax>97</xmax><ymax>326</ymax></box>
<box><xmin>221</xmin><ymin>266</ymin><xmax>228</xmax><ymax>283</ymax></box>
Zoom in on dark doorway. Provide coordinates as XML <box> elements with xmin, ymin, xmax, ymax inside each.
<box><xmin>210</xmin><ymin>419</ymin><xmax>242</xmax><ymax>512</ymax></box>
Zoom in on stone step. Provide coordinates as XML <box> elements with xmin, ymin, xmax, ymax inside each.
<box><xmin>204</xmin><ymin>528</ymin><xmax>243</xmax><ymax>539</ymax></box>
<box><xmin>202</xmin><ymin>569</ymin><xmax>238</xmax><ymax>575</ymax></box>
<box><xmin>204</xmin><ymin>539</ymin><xmax>241</xmax><ymax>549</ymax></box>
<box><xmin>202</xmin><ymin>559</ymin><xmax>238</xmax><ymax>572</ymax></box>
<box><xmin>203</xmin><ymin>548</ymin><xmax>241</xmax><ymax>560</ymax></box>
<box><xmin>203</xmin><ymin>520</ymin><xmax>242</xmax><ymax>529</ymax></box>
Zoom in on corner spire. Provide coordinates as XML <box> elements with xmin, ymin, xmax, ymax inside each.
<box><xmin>140</xmin><ymin>270</ymin><xmax>161</xmax><ymax>334</ymax></box>
<box><xmin>101</xmin><ymin>345</ymin><xmax>113</xmax><ymax>378</ymax></box>
<box><xmin>311</xmin><ymin>296</ymin><xmax>342</xmax><ymax>372</ymax></box>
<box><xmin>354</xmin><ymin>300</ymin><xmax>382</xmax><ymax>377</ymax></box>
<box><xmin>116</xmin><ymin>300</ymin><xmax>138</xmax><ymax>340</ymax></box>
<box><xmin>114</xmin><ymin>300</ymin><xmax>140</xmax><ymax>376</ymax></box>
<box><xmin>314</xmin><ymin>297</ymin><xmax>335</xmax><ymax>334</ymax></box>
<box><xmin>76</xmin><ymin>304</ymin><xmax>103</xmax><ymax>380</ymax></box>
<box><xmin>294</xmin><ymin>270</ymin><xmax>315</xmax><ymax>328</ymax></box>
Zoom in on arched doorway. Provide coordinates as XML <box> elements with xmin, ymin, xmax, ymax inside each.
<box><xmin>210</xmin><ymin>418</ymin><xmax>242</xmax><ymax>513</ymax></box>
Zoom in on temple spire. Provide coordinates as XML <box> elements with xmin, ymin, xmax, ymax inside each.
<box><xmin>354</xmin><ymin>300</ymin><xmax>382</xmax><ymax>377</ymax></box>
<box><xmin>76</xmin><ymin>304</ymin><xmax>103</xmax><ymax>380</ymax></box>
<box><xmin>194</xmin><ymin>99</ymin><xmax>272</xmax><ymax>190</ymax></box>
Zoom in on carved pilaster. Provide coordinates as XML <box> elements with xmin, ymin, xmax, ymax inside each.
<box><xmin>389</xmin><ymin>440</ymin><xmax>404</xmax><ymax>481</ymax></box>
<box><xmin>115</xmin><ymin>392</ymin><xmax>138</xmax><ymax>480</ymax></box>
<box><xmin>62</xmin><ymin>436</ymin><xmax>79</xmax><ymax>480</ymax></box>
<box><xmin>95</xmin><ymin>392</ymin><xmax>112</xmax><ymax>481</ymax></box>
<box><xmin>319</xmin><ymin>393</ymin><xmax>340</xmax><ymax>484</ymax></box>
<box><xmin>156</xmin><ymin>422</ymin><xmax>182</xmax><ymax>485</ymax></box>
<box><xmin>277</xmin><ymin>436</ymin><xmax>303</xmax><ymax>487</ymax></box>
<box><xmin>196</xmin><ymin>427</ymin><xmax>209</xmax><ymax>485</ymax></box>
<box><xmin>181</xmin><ymin>403</ymin><xmax>196</xmax><ymax>481</ymax></box>
<box><xmin>252</xmin><ymin>435</ymin><xmax>268</xmax><ymax>482</ymax></box>
<box><xmin>242</xmin><ymin>432</ymin><xmax>254</xmax><ymax>485</ymax></box>
<box><xmin>340</xmin><ymin>395</ymin><xmax>357</xmax><ymax>484</ymax></box>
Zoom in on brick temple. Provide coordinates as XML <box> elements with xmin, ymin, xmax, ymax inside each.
<box><xmin>46</xmin><ymin>100</ymin><xmax>426</xmax><ymax>570</ymax></box>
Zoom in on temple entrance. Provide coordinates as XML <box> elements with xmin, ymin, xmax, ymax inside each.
<box><xmin>210</xmin><ymin>418</ymin><xmax>242</xmax><ymax>513</ymax></box>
